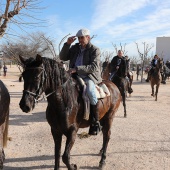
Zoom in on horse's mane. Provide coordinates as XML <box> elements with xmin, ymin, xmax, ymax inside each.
<box><xmin>41</xmin><ymin>57</ymin><xmax>78</xmax><ymax>110</ymax></box>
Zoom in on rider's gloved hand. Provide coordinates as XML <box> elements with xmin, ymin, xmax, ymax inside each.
<box><xmin>125</xmin><ymin>76</ymin><xmax>129</xmax><ymax>80</ymax></box>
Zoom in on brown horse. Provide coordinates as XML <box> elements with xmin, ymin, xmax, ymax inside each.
<box><xmin>150</xmin><ymin>58</ymin><xmax>164</xmax><ymax>101</ymax></box>
<box><xmin>0</xmin><ymin>80</ymin><xmax>10</xmax><ymax>169</ymax></box>
<box><xmin>19</xmin><ymin>55</ymin><xmax>121</xmax><ymax>170</ymax></box>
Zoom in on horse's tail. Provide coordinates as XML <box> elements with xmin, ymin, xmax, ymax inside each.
<box><xmin>3</xmin><ymin>108</ymin><xmax>9</xmax><ymax>148</ymax></box>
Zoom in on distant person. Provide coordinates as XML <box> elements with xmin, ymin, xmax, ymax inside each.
<box><xmin>165</xmin><ymin>60</ymin><xmax>170</xmax><ymax>69</ymax></box>
<box><xmin>3</xmin><ymin>64</ymin><xmax>7</xmax><ymax>76</ymax></box>
<box><xmin>136</xmin><ymin>64</ymin><xmax>141</xmax><ymax>80</ymax></box>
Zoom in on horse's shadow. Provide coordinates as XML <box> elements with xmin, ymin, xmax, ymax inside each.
<box><xmin>9</xmin><ymin>111</ymin><xmax>47</xmax><ymax>126</ymax></box>
<box><xmin>4</xmin><ymin>154</ymin><xmax>99</xmax><ymax>170</ymax></box>
<box><xmin>4</xmin><ymin>155</ymin><xmax>53</xmax><ymax>169</ymax></box>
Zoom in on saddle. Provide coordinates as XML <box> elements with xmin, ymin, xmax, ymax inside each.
<box><xmin>76</xmin><ymin>76</ymin><xmax>110</xmax><ymax>120</ymax></box>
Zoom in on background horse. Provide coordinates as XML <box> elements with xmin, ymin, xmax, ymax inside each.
<box><xmin>150</xmin><ymin>58</ymin><xmax>164</xmax><ymax>101</ymax></box>
<box><xmin>101</xmin><ymin>61</ymin><xmax>130</xmax><ymax>117</ymax></box>
<box><xmin>162</xmin><ymin>64</ymin><xmax>170</xmax><ymax>84</ymax></box>
<box><xmin>19</xmin><ymin>54</ymin><xmax>121</xmax><ymax>170</ymax></box>
<box><xmin>0</xmin><ymin>80</ymin><xmax>10</xmax><ymax>169</ymax></box>
<box><xmin>126</xmin><ymin>59</ymin><xmax>133</xmax><ymax>95</ymax></box>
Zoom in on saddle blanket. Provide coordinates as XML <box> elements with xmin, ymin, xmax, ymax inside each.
<box><xmin>77</xmin><ymin>76</ymin><xmax>110</xmax><ymax>99</ymax></box>
<box><xmin>77</xmin><ymin>76</ymin><xmax>110</xmax><ymax>120</ymax></box>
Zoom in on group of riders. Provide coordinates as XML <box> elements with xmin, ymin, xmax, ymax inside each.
<box><xmin>60</xmin><ymin>28</ymin><xmax>169</xmax><ymax>136</ymax></box>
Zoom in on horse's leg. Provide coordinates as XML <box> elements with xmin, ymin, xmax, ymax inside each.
<box><xmin>122</xmin><ymin>92</ymin><xmax>126</xmax><ymax>117</ymax></box>
<box><xmin>155</xmin><ymin>84</ymin><xmax>160</xmax><ymax>101</ymax></box>
<box><xmin>129</xmin><ymin>78</ymin><xmax>132</xmax><ymax>97</ymax></box>
<box><xmin>62</xmin><ymin>127</ymin><xmax>77</xmax><ymax>170</ymax></box>
<box><xmin>151</xmin><ymin>84</ymin><xmax>154</xmax><ymax>97</ymax></box>
<box><xmin>99</xmin><ymin>115</ymin><xmax>114</xmax><ymax>170</ymax></box>
<box><xmin>0</xmin><ymin>126</ymin><xmax>5</xmax><ymax>170</ymax></box>
<box><xmin>119</xmin><ymin>86</ymin><xmax>126</xmax><ymax>117</ymax></box>
<box><xmin>51</xmin><ymin>128</ymin><xmax>62</xmax><ymax>170</ymax></box>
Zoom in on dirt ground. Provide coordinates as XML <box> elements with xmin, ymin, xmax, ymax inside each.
<box><xmin>1</xmin><ymin>65</ymin><xmax>170</xmax><ymax>170</ymax></box>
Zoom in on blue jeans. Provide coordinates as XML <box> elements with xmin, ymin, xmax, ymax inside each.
<box><xmin>83</xmin><ymin>77</ymin><xmax>98</xmax><ymax>105</ymax></box>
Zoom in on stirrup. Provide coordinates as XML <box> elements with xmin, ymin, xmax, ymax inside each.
<box><xmin>88</xmin><ymin>121</ymin><xmax>102</xmax><ymax>135</ymax></box>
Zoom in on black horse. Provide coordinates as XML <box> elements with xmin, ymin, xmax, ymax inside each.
<box><xmin>0</xmin><ymin>80</ymin><xmax>10</xmax><ymax>169</ymax></box>
<box><xmin>101</xmin><ymin>61</ymin><xmax>131</xmax><ymax>117</ymax></box>
<box><xmin>19</xmin><ymin>54</ymin><xmax>121</xmax><ymax>170</ymax></box>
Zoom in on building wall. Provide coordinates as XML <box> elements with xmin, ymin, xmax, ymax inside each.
<box><xmin>156</xmin><ymin>37</ymin><xmax>170</xmax><ymax>62</ymax></box>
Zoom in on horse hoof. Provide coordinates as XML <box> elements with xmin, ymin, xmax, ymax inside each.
<box><xmin>70</xmin><ymin>164</ymin><xmax>78</xmax><ymax>170</ymax></box>
<box><xmin>99</xmin><ymin>162</ymin><xmax>106</xmax><ymax>170</ymax></box>
<box><xmin>124</xmin><ymin>114</ymin><xmax>127</xmax><ymax>118</ymax></box>
<box><xmin>99</xmin><ymin>149</ymin><xmax>103</xmax><ymax>156</ymax></box>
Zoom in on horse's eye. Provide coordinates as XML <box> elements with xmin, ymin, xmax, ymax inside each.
<box><xmin>34</xmin><ymin>76</ymin><xmax>39</xmax><ymax>80</ymax></box>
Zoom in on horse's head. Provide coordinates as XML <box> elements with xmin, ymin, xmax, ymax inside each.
<box><xmin>19</xmin><ymin>54</ymin><xmax>45</xmax><ymax>113</ymax></box>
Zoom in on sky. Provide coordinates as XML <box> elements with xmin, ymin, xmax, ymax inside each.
<box><xmin>2</xmin><ymin>0</ymin><xmax>170</xmax><ymax>59</ymax></box>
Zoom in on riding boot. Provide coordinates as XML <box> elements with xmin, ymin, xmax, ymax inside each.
<box><xmin>88</xmin><ymin>104</ymin><xmax>102</xmax><ymax>135</ymax></box>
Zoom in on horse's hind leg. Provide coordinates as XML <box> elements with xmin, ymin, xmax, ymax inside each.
<box><xmin>51</xmin><ymin>129</ymin><xmax>62</xmax><ymax>170</ymax></box>
<box><xmin>62</xmin><ymin>127</ymin><xmax>77</xmax><ymax>170</ymax></box>
<box><xmin>122</xmin><ymin>93</ymin><xmax>126</xmax><ymax>117</ymax></box>
<box><xmin>151</xmin><ymin>85</ymin><xmax>155</xmax><ymax>97</ymax></box>
<box><xmin>155</xmin><ymin>84</ymin><xmax>160</xmax><ymax>101</ymax></box>
<box><xmin>0</xmin><ymin>126</ymin><xmax>5</xmax><ymax>170</ymax></box>
<box><xmin>119</xmin><ymin>87</ymin><xmax>126</xmax><ymax>117</ymax></box>
<box><xmin>99</xmin><ymin>115</ymin><xmax>114</xmax><ymax>170</ymax></box>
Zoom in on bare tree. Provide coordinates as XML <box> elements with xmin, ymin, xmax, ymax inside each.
<box><xmin>1</xmin><ymin>31</ymin><xmax>57</xmax><ymax>81</ymax></box>
<box><xmin>101</xmin><ymin>50</ymin><xmax>114</xmax><ymax>62</ymax></box>
<box><xmin>0</xmin><ymin>0</ymin><xmax>44</xmax><ymax>39</ymax></box>
<box><xmin>135</xmin><ymin>42</ymin><xmax>154</xmax><ymax>82</ymax></box>
<box><xmin>112</xmin><ymin>42</ymin><xmax>128</xmax><ymax>55</ymax></box>
<box><xmin>2</xmin><ymin>32</ymin><xmax>57</xmax><ymax>65</ymax></box>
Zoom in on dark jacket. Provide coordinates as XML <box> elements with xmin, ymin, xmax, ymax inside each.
<box><xmin>59</xmin><ymin>42</ymin><xmax>102</xmax><ymax>84</ymax></box>
<box><xmin>110</xmin><ymin>55</ymin><xmax>127</xmax><ymax>77</ymax></box>
<box><xmin>151</xmin><ymin>59</ymin><xmax>157</xmax><ymax>67</ymax></box>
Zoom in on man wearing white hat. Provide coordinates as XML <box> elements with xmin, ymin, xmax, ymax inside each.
<box><xmin>60</xmin><ymin>28</ymin><xmax>102</xmax><ymax>135</ymax></box>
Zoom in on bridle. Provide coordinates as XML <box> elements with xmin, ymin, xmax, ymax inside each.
<box><xmin>23</xmin><ymin>64</ymin><xmax>55</xmax><ymax>103</ymax></box>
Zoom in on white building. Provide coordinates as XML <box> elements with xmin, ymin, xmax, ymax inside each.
<box><xmin>156</xmin><ymin>37</ymin><xmax>170</xmax><ymax>62</ymax></box>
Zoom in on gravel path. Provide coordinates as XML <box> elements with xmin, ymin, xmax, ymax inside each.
<box><xmin>1</xmin><ymin>66</ymin><xmax>170</xmax><ymax>170</ymax></box>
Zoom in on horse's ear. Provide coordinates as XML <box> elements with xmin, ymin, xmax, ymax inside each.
<box><xmin>35</xmin><ymin>54</ymin><xmax>42</xmax><ymax>64</ymax></box>
<box><xmin>19</xmin><ymin>55</ymin><xmax>26</xmax><ymax>64</ymax></box>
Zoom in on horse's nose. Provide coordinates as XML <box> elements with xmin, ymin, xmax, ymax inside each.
<box><xmin>19</xmin><ymin>98</ymin><xmax>31</xmax><ymax>113</ymax></box>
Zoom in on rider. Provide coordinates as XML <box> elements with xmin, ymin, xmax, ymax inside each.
<box><xmin>146</xmin><ymin>54</ymin><xmax>159</xmax><ymax>82</ymax></box>
<box><xmin>110</xmin><ymin>50</ymin><xmax>127</xmax><ymax>80</ymax></box>
<box><xmin>109</xmin><ymin>50</ymin><xmax>132</xmax><ymax>93</ymax></box>
<box><xmin>59</xmin><ymin>28</ymin><xmax>102</xmax><ymax>135</ymax></box>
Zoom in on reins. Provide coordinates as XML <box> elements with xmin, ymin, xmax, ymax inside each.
<box><xmin>24</xmin><ymin>63</ymin><xmax>71</xmax><ymax>103</ymax></box>
<box><xmin>24</xmin><ymin>64</ymin><xmax>55</xmax><ymax>103</ymax></box>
